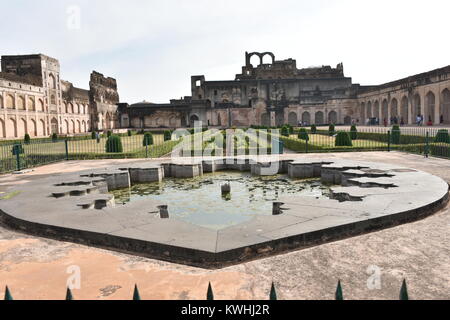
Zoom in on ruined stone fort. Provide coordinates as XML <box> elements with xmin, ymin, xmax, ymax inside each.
<box><xmin>1</xmin><ymin>51</ymin><xmax>450</xmax><ymax>139</ymax></box>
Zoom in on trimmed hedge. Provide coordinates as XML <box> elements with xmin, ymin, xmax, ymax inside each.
<box><xmin>350</xmin><ymin>125</ymin><xmax>357</xmax><ymax>140</ymax></box>
<box><xmin>435</xmin><ymin>130</ymin><xmax>450</xmax><ymax>143</ymax></box>
<box><xmin>164</xmin><ymin>130</ymin><xmax>172</xmax><ymax>141</ymax></box>
<box><xmin>335</xmin><ymin>132</ymin><xmax>353</xmax><ymax>147</ymax></box>
<box><xmin>298</xmin><ymin>128</ymin><xmax>309</xmax><ymax>141</ymax></box>
<box><xmin>105</xmin><ymin>135</ymin><xmax>123</xmax><ymax>153</ymax></box>
<box><xmin>143</xmin><ymin>132</ymin><xmax>154</xmax><ymax>146</ymax></box>
<box><xmin>391</xmin><ymin>125</ymin><xmax>401</xmax><ymax>144</ymax></box>
<box><xmin>329</xmin><ymin>125</ymin><xmax>336</xmax><ymax>136</ymax></box>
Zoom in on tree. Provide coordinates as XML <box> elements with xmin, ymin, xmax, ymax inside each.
<box><xmin>281</xmin><ymin>126</ymin><xmax>290</xmax><ymax>137</ymax></box>
<box><xmin>164</xmin><ymin>130</ymin><xmax>172</xmax><ymax>141</ymax></box>
<box><xmin>270</xmin><ymin>282</ymin><xmax>277</xmax><ymax>301</ymax></box>
<box><xmin>133</xmin><ymin>284</ymin><xmax>141</xmax><ymax>301</ymax></box>
<box><xmin>399</xmin><ymin>279</ymin><xmax>409</xmax><ymax>300</ymax></box>
<box><xmin>66</xmin><ymin>288</ymin><xmax>74</xmax><ymax>300</ymax></box>
<box><xmin>4</xmin><ymin>286</ymin><xmax>13</xmax><ymax>300</ymax></box>
<box><xmin>51</xmin><ymin>133</ymin><xmax>58</xmax><ymax>142</ymax></box>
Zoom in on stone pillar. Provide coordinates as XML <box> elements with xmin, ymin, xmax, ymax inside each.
<box><xmin>270</xmin><ymin>111</ymin><xmax>276</xmax><ymax>127</ymax></box>
<box><xmin>435</xmin><ymin>91</ymin><xmax>441</xmax><ymax>124</ymax></box>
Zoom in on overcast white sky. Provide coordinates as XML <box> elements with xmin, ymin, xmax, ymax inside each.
<box><xmin>1</xmin><ymin>0</ymin><xmax>449</xmax><ymax>103</ymax></box>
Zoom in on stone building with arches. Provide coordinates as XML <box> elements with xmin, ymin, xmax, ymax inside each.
<box><xmin>112</xmin><ymin>51</ymin><xmax>450</xmax><ymax>130</ymax></box>
<box><xmin>0</xmin><ymin>54</ymin><xmax>119</xmax><ymax>140</ymax></box>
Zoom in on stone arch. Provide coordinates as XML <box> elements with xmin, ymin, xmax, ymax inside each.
<box><xmin>442</xmin><ymin>88</ymin><xmax>450</xmax><ymax>124</ymax></box>
<box><xmin>190</xmin><ymin>114</ymin><xmax>200</xmax><ymax>127</ymax></box>
<box><xmin>249</xmin><ymin>53</ymin><xmax>262</xmax><ymax>67</ymax></box>
<box><xmin>18</xmin><ymin>118</ymin><xmax>28</xmax><ymax>138</ymax></box>
<box><xmin>261</xmin><ymin>113</ymin><xmax>270</xmax><ymax>127</ymax></box>
<box><xmin>17</xmin><ymin>96</ymin><xmax>26</xmax><ymax>110</ymax></box>
<box><xmin>38</xmin><ymin>99</ymin><xmax>44</xmax><ymax>112</ymax></box>
<box><xmin>50</xmin><ymin>94</ymin><xmax>56</xmax><ymax>105</ymax></box>
<box><xmin>315</xmin><ymin>111</ymin><xmax>324</xmax><ymax>125</ymax></box>
<box><xmin>39</xmin><ymin>119</ymin><xmax>46</xmax><ymax>136</ymax></box>
<box><xmin>68</xmin><ymin>103</ymin><xmax>73</xmax><ymax>113</ymax></box>
<box><xmin>30</xmin><ymin>119</ymin><xmax>37</xmax><ymax>137</ymax></box>
<box><xmin>367</xmin><ymin>101</ymin><xmax>372</xmax><ymax>118</ymax></box>
<box><xmin>360</xmin><ymin>102</ymin><xmax>366</xmax><ymax>123</ymax></box>
<box><xmin>391</xmin><ymin>98</ymin><xmax>399</xmax><ymax>119</ymax></box>
<box><xmin>425</xmin><ymin>91</ymin><xmax>436</xmax><ymax>124</ymax></box>
<box><xmin>169</xmin><ymin>117</ymin><xmax>178</xmax><ymax>127</ymax></box>
<box><xmin>70</xmin><ymin>120</ymin><xmax>75</xmax><ymax>134</ymax></box>
<box><xmin>373</xmin><ymin>101</ymin><xmax>380</xmax><ymax>120</ymax></box>
<box><xmin>28</xmin><ymin>97</ymin><xmax>35</xmax><ymax>111</ymax></box>
<box><xmin>51</xmin><ymin>118</ymin><xmax>58</xmax><ymax>134</ymax></box>
<box><xmin>275</xmin><ymin>113</ymin><xmax>284</xmax><ymax>126</ymax></box>
<box><xmin>261</xmin><ymin>52</ymin><xmax>275</xmax><ymax>64</ymax></box>
<box><xmin>288</xmin><ymin>112</ymin><xmax>298</xmax><ymax>126</ymax></box>
<box><xmin>301</xmin><ymin>112</ymin><xmax>311</xmax><ymax>125</ymax></box>
<box><xmin>328</xmin><ymin>111</ymin><xmax>337</xmax><ymax>124</ymax></box>
<box><xmin>401</xmin><ymin>96</ymin><xmax>409</xmax><ymax>124</ymax></box>
<box><xmin>344</xmin><ymin>116</ymin><xmax>352</xmax><ymax>125</ymax></box>
<box><xmin>382</xmin><ymin>99</ymin><xmax>389</xmax><ymax>121</ymax></box>
<box><xmin>6</xmin><ymin>94</ymin><xmax>14</xmax><ymax>109</ymax></box>
<box><xmin>413</xmin><ymin>94</ymin><xmax>422</xmax><ymax>118</ymax></box>
<box><xmin>49</xmin><ymin>73</ymin><xmax>57</xmax><ymax>89</ymax></box>
<box><xmin>0</xmin><ymin>94</ymin><xmax>3</xmax><ymax>109</ymax></box>
<box><xmin>0</xmin><ymin>118</ymin><xmax>5</xmax><ymax>138</ymax></box>
<box><xmin>76</xmin><ymin>120</ymin><xmax>81</xmax><ymax>133</ymax></box>
<box><xmin>64</xmin><ymin>119</ymin><xmax>69</xmax><ymax>134</ymax></box>
<box><xmin>82</xmin><ymin>121</ymin><xmax>87</xmax><ymax>132</ymax></box>
<box><xmin>7</xmin><ymin>118</ymin><xmax>17</xmax><ymax>138</ymax></box>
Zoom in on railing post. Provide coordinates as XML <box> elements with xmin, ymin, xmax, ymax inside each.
<box><xmin>387</xmin><ymin>130</ymin><xmax>391</xmax><ymax>152</ymax></box>
<box><xmin>65</xmin><ymin>140</ymin><xmax>69</xmax><ymax>161</ymax></box>
<box><xmin>14</xmin><ymin>144</ymin><xmax>21</xmax><ymax>172</ymax></box>
<box><xmin>425</xmin><ymin>131</ymin><xmax>430</xmax><ymax>158</ymax></box>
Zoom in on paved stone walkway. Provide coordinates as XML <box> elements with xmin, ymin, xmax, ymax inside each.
<box><xmin>0</xmin><ymin>152</ymin><xmax>449</xmax><ymax>300</ymax></box>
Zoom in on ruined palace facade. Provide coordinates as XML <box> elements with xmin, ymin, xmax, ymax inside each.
<box><xmin>121</xmin><ymin>52</ymin><xmax>450</xmax><ymax>129</ymax></box>
<box><xmin>0</xmin><ymin>54</ymin><xmax>119</xmax><ymax>139</ymax></box>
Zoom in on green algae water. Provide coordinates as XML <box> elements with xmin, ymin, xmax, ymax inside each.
<box><xmin>111</xmin><ymin>172</ymin><xmax>330</xmax><ymax>230</ymax></box>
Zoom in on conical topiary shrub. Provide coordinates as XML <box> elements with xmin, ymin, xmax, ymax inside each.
<box><xmin>435</xmin><ymin>129</ymin><xmax>450</xmax><ymax>143</ymax></box>
<box><xmin>107</xmin><ymin>131</ymin><xmax>112</xmax><ymax>138</ymax></box>
<box><xmin>105</xmin><ymin>135</ymin><xmax>123</xmax><ymax>153</ymax></box>
<box><xmin>298</xmin><ymin>128</ymin><xmax>309</xmax><ymax>141</ymax></box>
<box><xmin>335</xmin><ymin>132</ymin><xmax>352</xmax><ymax>147</ymax></box>
<box><xmin>51</xmin><ymin>133</ymin><xmax>58</xmax><ymax>142</ymax></box>
<box><xmin>91</xmin><ymin>131</ymin><xmax>96</xmax><ymax>140</ymax></box>
<box><xmin>127</xmin><ymin>130</ymin><xmax>132</xmax><ymax>137</ymax></box>
<box><xmin>350</xmin><ymin>125</ymin><xmax>358</xmax><ymax>140</ymax></box>
<box><xmin>335</xmin><ymin>281</ymin><xmax>344</xmax><ymax>300</ymax></box>
<box><xmin>311</xmin><ymin>125</ymin><xmax>317</xmax><ymax>134</ymax></box>
<box><xmin>24</xmin><ymin>133</ymin><xmax>31</xmax><ymax>145</ymax></box>
<box><xmin>281</xmin><ymin>126</ymin><xmax>290</xmax><ymax>137</ymax></box>
<box><xmin>143</xmin><ymin>132</ymin><xmax>154</xmax><ymax>147</ymax></box>
<box><xmin>391</xmin><ymin>125</ymin><xmax>401</xmax><ymax>144</ymax></box>
<box><xmin>329</xmin><ymin>124</ymin><xmax>336</xmax><ymax>136</ymax></box>
<box><xmin>164</xmin><ymin>130</ymin><xmax>172</xmax><ymax>141</ymax></box>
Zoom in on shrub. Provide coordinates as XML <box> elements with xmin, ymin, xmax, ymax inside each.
<box><xmin>143</xmin><ymin>132</ymin><xmax>154</xmax><ymax>146</ymax></box>
<box><xmin>91</xmin><ymin>131</ymin><xmax>96</xmax><ymax>140</ymax></box>
<box><xmin>311</xmin><ymin>125</ymin><xmax>317</xmax><ymax>134</ymax></box>
<box><xmin>435</xmin><ymin>129</ymin><xmax>450</xmax><ymax>143</ymax></box>
<box><xmin>329</xmin><ymin>124</ymin><xmax>336</xmax><ymax>136</ymax></box>
<box><xmin>350</xmin><ymin>125</ymin><xmax>358</xmax><ymax>140</ymax></box>
<box><xmin>298</xmin><ymin>128</ymin><xmax>309</xmax><ymax>141</ymax></box>
<box><xmin>127</xmin><ymin>130</ymin><xmax>132</xmax><ymax>137</ymax></box>
<box><xmin>51</xmin><ymin>133</ymin><xmax>58</xmax><ymax>142</ymax></box>
<box><xmin>164</xmin><ymin>130</ymin><xmax>172</xmax><ymax>141</ymax></box>
<box><xmin>391</xmin><ymin>125</ymin><xmax>401</xmax><ymax>144</ymax></box>
<box><xmin>281</xmin><ymin>126</ymin><xmax>290</xmax><ymax>137</ymax></box>
<box><xmin>107</xmin><ymin>131</ymin><xmax>112</xmax><ymax>138</ymax></box>
<box><xmin>335</xmin><ymin>132</ymin><xmax>352</xmax><ymax>147</ymax></box>
<box><xmin>24</xmin><ymin>134</ymin><xmax>31</xmax><ymax>145</ymax></box>
<box><xmin>105</xmin><ymin>135</ymin><xmax>123</xmax><ymax>153</ymax></box>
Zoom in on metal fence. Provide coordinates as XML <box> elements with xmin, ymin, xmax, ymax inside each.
<box><xmin>3</xmin><ymin>279</ymin><xmax>412</xmax><ymax>300</ymax></box>
<box><xmin>0</xmin><ymin>127</ymin><xmax>449</xmax><ymax>174</ymax></box>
